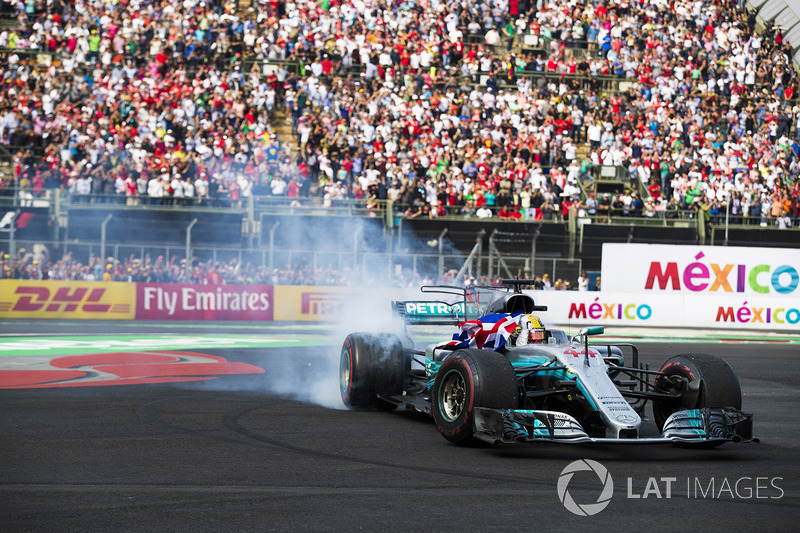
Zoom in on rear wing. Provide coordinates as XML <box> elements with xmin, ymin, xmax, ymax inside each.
<box><xmin>393</xmin><ymin>300</ymin><xmax>474</xmax><ymax>325</ymax></box>
<box><xmin>393</xmin><ymin>281</ymin><xmax>547</xmax><ymax>326</ymax></box>
<box><xmin>392</xmin><ymin>285</ymin><xmax>477</xmax><ymax>325</ymax></box>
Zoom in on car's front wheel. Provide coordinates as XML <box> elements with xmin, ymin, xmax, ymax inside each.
<box><xmin>432</xmin><ymin>349</ymin><xmax>519</xmax><ymax>445</ymax></box>
<box><xmin>652</xmin><ymin>353</ymin><xmax>742</xmax><ymax>433</ymax></box>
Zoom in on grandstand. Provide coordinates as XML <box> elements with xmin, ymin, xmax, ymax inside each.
<box><xmin>0</xmin><ymin>0</ymin><xmax>799</xmax><ymax>286</ymax></box>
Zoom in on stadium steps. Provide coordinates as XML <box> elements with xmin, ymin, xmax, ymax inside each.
<box><xmin>271</xmin><ymin>109</ymin><xmax>299</xmax><ymax>156</ymax></box>
<box><xmin>0</xmin><ymin>17</ymin><xmax>16</xmax><ymax>32</ymax></box>
<box><xmin>236</xmin><ymin>0</ymin><xmax>254</xmax><ymax>17</ymax></box>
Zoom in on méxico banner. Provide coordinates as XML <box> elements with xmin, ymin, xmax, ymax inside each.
<box><xmin>525</xmin><ymin>290</ymin><xmax>800</xmax><ymax>332</ymax></box>
<box><xmin>601</xmin><ymin>243</ymin><xmax>800</xmax><ymax>298</ymax></box>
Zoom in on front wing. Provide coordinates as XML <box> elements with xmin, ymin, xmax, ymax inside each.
<box><xmin>473</xmin><ymin>407</ymin><xmax>757</xmax><ymax>445</ymax></box>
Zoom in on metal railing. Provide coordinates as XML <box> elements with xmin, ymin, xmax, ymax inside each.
<box><xmin>0</xmin><ymin>236</ymin><xmax>586</xmax><ymax>287</ymax></box>
<box><xmin>3</xmin><ymin>187</ymin><xmax>799</xmax><ymax>229</ymax></box>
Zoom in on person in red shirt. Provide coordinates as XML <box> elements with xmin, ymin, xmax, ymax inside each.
<box><xmin>648</xmin><ymin>179</ymin><xmax>662</xmax><ymax>201</ymax></box>
<box><xmin>561</xmin><ymin>196</ymin><xmax>573</xmax><ymax>221</ymax></box>
<box><xmin>321</xmin><ymin>54</ymin><xmax>333</xmax><ymax>75</ymax></box>
<box><xmin>287</xmin><ymin>177</ymin><xmax>301</xmax><ymax>198</ymax></box>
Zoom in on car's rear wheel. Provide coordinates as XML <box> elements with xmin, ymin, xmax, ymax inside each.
<box><xmin>652</xmin><ymin>353</ymin><xmax>742</xmax><ymax>434</ymax></box>
<box><xmin>340</xmin><ymin>332</ymin><xmax>407</xmax><ymax>409</ymax></box>
<box><xmin>432</xmin><ymin>349</ymin><xmax>519</xmax><ymax>445</ymax></box>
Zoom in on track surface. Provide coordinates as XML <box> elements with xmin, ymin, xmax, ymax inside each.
<box><xmin>1</xmin><ymin>321</ymin><xmax>798</xmax><ymax>531</ymax></box>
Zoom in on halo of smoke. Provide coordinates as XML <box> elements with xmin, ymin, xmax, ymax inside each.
<box><xmin>274</xmin><ymin>217</ymin><xmax>461</xmax><ymax>409</ymax></box>
<box><xmin>188</xmin><ymin>217</ymin><xmax>462</xmax><ymax>411</ymax></box>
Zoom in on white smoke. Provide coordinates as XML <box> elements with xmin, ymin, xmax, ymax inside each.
<box><xmin>259</xmin><ymin>287</ymin><xmax>405</xmax><ymax>410</ymax></box>
<box><xmin>190</xmin><ymin>217</ymin><xmax>458</xmax><ymax>411</ymax></box>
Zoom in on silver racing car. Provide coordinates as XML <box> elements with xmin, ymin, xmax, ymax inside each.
<box><xmin>339</xmin><ymin>280</ymin><xmax>756</xmax><ymax>447</ymax></box>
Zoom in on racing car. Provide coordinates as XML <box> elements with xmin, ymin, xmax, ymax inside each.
<box><xmin>339</xmin><ymin>280</ymin><xmax>756</xmax><ymax>446</ymax></box>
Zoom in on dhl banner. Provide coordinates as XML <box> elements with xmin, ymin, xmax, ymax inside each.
<box><xmin>0</xmin><ymin>280</ymin><xmax>135</xmax><ymax>319</ymax></box>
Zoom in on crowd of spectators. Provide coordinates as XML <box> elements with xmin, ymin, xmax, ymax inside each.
<box><xmin>1</xmin><ymin>249</ymin><xmax>395</xmax><ymax>285</ymax></box>
<box><xmin>1</xmin><ymin>0</ymin><xmax>800</xmax><ymax>234</ymax></box>
<box><xmin>2</xmin><ymin>246</ymin><xmax>597</xmax><ymax>291</ymax></box>
<box><xmin>0</xmin><ymin>248</ymin><xmax>493</xmax><ymax>287</ymax></box>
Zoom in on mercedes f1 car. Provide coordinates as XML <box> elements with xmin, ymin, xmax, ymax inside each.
<box><xmin>339</xmin><ymin>280</ymin><xmax>756</xmax><ymax>447</ymax></box>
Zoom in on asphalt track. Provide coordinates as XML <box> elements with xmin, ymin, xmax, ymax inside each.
<box><xmin>0</xmin><ymin>320</ymin><xmax>798</xmax><ymax>532</ymax></box>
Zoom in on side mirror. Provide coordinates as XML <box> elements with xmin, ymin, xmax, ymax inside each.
<box><xmin>578</xmin><ymin>326</ymin><xmax>605</xmax><ymax>336</ymax></box>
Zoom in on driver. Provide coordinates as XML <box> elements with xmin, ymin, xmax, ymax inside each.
<box><xmin>513</xmin><ymin>314</ymin><xmax>547</xmax><ymax>346</ymax></box>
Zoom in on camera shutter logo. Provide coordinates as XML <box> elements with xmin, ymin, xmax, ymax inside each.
<box><xmin>557</xmin><ymin>459</ymin><xmax>614</xmax><ymax>516</ymax></box>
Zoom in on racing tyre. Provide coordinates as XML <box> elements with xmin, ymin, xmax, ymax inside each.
<box><xmin>340</xmin><ymin>332</ymin><xmax>407</xmax><ymax>410</ymax></box>
<box><xmin>652</xmin><ymin>353</ymin><xmax>742</xmax><ymax>434</ymax></box>
<box><xmin>432</xmin><ymin>349</ymin><xmax>519</xmax><ymax>446</ymax></box>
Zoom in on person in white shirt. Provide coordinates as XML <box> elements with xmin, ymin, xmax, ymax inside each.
<box><xmin>271</xmin><ymin>175</ymin><xmax>287</xmax><ymax>196</ymax></box>
<box><xmin>195</xmin><ymin>175</ymin><xmax>209</xmax><ymax>204</ymax></box>
<box><xmin>171</xmin><ymin>175</ymin><xmax>184</xmax><ymax>205</ymax></box>
<box><xmin>485</xmin><ymin>28</ymin><xmax>500</xmax><ymax>46</ymax></box>
<box><xmin>147</xmin><ymin>176</ymin><xmax>163</xmax><ymax>205</ymax></box>
<box><xmin>476</xmin><ymin>205</ymin><xmax>493</xmax><ymax>218</ymax></box>
<box><xmin>136</xmin><ymin>174</ymin><xmax>148</xmax><ymax>198</ymax></box>
<box><xmin>183</xmin><ymin>178</ymin><xmax>195</xmax><ymax>206</ymax></box>
<box><xmin>577</xmin><ymin>271</ymin><xmax>589</xmax><ymax>291</ymax></box>
<box><xmin>588</xmin><ymin>122</ymin><xmax>602</xmax><ymax>150</ymax></box>
<box><xmin>75</xmin><ymin>175</ymin><xmax>91</xmax><ymax>202</ymax></box>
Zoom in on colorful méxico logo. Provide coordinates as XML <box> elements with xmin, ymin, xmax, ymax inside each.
<box><xmin>645</xmin><ymin>252</ymin><xmax>798</xmax><ymax>295</ymax></box>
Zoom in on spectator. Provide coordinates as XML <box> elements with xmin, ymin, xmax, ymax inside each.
<box><xmin>577</xmin><ymin>271</ymin><xmax>589</xmax><ymax>292</ymax></box>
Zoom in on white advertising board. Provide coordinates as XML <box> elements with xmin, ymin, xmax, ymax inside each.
<box><xmin>526</xmin><ymin>290</ymin><xmax>800</xmax><ymax>333</ymax></box>
<box><xmin>601</xmin><ymin>243</ymin><xmax>800</xmax><ymax>298</ymax></box>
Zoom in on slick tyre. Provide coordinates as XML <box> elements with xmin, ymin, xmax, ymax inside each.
<box><xmin>340</xmin><ymin>332</ymin><xmax>407</xmax><ymax>410</ymax></box>
<box><xmin>652</xmin><ymin>353</ymin><xmax>742</xmax><ymax>433</ymax></box>
<box><xmin>432</xmin><ymin>349</ymin><xmax>519</xmax><ymax>446</ymax></box>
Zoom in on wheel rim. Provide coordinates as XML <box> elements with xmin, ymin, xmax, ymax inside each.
<box><xmin>653</xmin><ymin>373</ymin><xmax>703</xmax><ymax>430</ymax></box>
<box><xmin>340</xmin><ymin>348</ymin><xmax>352</xmax><ymax>399</ymax></box>
<box><xmin>439</xmin><ymin>370</ymin><xmax>467</xmax><ymax>422</ymax></box>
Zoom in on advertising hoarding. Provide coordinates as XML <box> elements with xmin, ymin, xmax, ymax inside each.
<box><xmin>527</xmin><ymin>290</ymin><xmax>799</xmax><ymax>333</ymax></box>
<box><xmin>274</xmin><ymin>286</ymin><xmax>402</xmax><ymax>321</ymax></box>
<box><xmin>0</xmin><ymin>280</ymin><xmax>135</xmax><ymax>319</ymax></box>
<box><xmin>601</xmin><ymin>244</ymin><xmax>800</xmax><ymax>298</ymax></box>
<box><xmin>135</xmin><ymin>283</ymin><xmax>273</xmax><ymax>320</ymax></box>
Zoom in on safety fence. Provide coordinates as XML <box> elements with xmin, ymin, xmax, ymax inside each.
<box><xmin>0</xmin><ymin>237</ymin><xmax>584</xmax><ymax>289</ymax></box>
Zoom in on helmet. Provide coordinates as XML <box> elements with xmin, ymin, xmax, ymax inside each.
<box><xmin>526</xmin><ymin>314</ymin><xmax>546</xmax><ymax>343</ymax></box>
<box><xmin>515</xmin><ymin>314</ymin><xmax>546</xmax><ymax>345</ymax></box>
